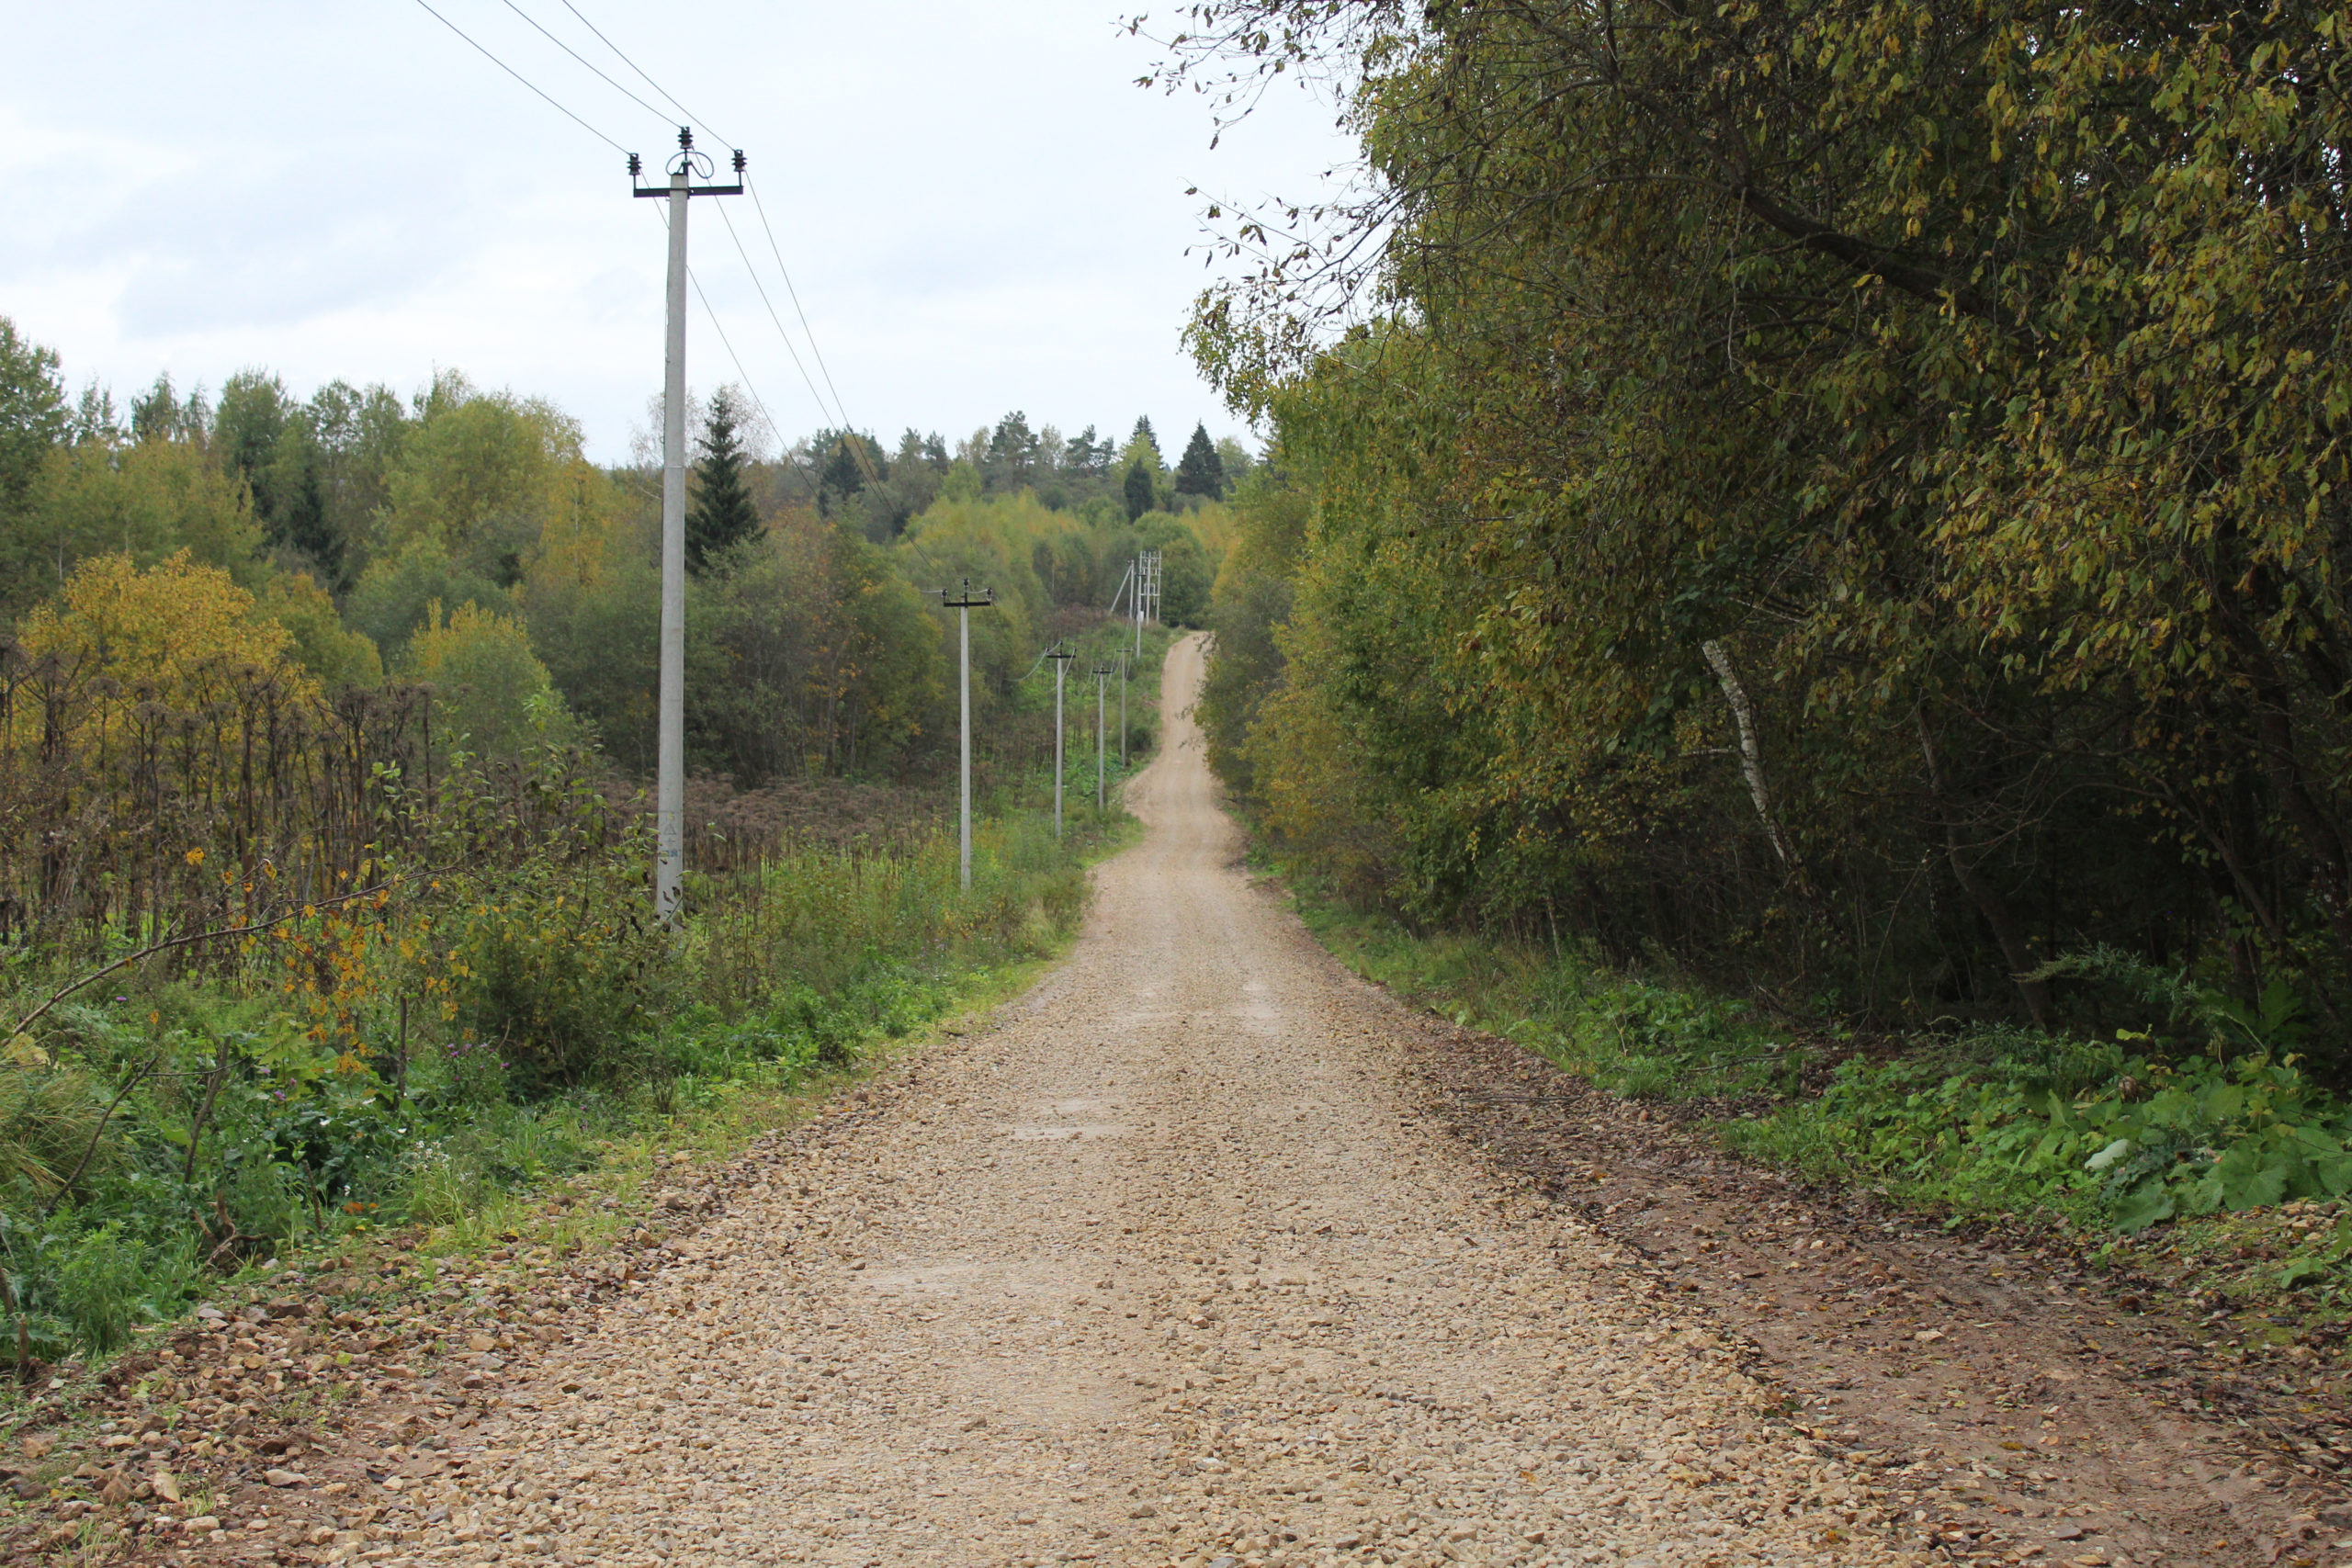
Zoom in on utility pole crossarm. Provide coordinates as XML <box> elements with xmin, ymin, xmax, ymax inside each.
<box><xmin>631</xmin><ymin>130</ymin><xmax>746</xmax><ymax>197</ymax></box>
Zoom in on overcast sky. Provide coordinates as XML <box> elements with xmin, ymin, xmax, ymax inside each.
<box><xmin>2</xmin><ymin>2</ymin><xmax>1354</xmax><ymax>463</ymax></box>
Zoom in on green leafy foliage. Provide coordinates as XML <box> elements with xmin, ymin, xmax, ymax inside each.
<box><xmin>1124</xmin><ymin>459</ymin><xmax>1155</xmax><ymax>523</ymax></box>
<box><xmin>1295</xmin><ymin>868</ymin><xmax>2352</xmax><ymax>1235</ymax></box>
<box><xmin>0</xmin><ymin>317</ymin><xmax>67</xmax><ymax>581</ymax></box>
<box><xmin>1169</xmin><ymin>0</ymin><xmax>2352</xmax><ymax>1058</ymax></box>
<box><xmin>1725</xmin><ymin>1043</ymin><xmax>2352</xmax><ymax>1235</ymax></box>
<box><xmin>0</xmin><ymin>316</ymin><xmax>1235</xmax><ymax>1375</ymax></box>
<box><xmin>402</xmin><ymin>598</ymin><xmax>581</xmax><ymax>761</ymax></box>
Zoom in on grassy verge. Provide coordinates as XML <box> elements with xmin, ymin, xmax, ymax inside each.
<box><xmin>0</xmin><ymin>797</ymin><xmax>1147</xmax><ymax>1560</ymax></box>
<box><xmin>1278</xmin><ymin>867</ymin><xmax>2352</xmax><ymax>1357</ymax></box>
<box><xmin>0</xmin><ymin>757</ymin><xmax>1145</xmax><ymax>1403</ymax></box>
<box><xmin>0</xmin><ymin>960</ymin><xmax>1068</xmax><ymax>1559</ymax></box>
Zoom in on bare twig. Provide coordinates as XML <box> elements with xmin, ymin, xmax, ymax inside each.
<box><xmin>5</xmin><ymin>870</ymin><xmax>417</xmax><ymax>1046</ymax></box>
<box><xmin>42</xmin><ymin>1045</ymin><xmax>164</xmax><ymax>1218</ymax></box>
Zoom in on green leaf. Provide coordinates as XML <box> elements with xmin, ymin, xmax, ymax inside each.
<box><xmin>2112</xmin><ymin>1178</ymin><xmax>2177</xmax><ymax>1233</ymax></box>
<box><xmin>2213</xmin><ymin>1145</ymin><xmax>2290</xmax><ymax>1211</ymax></box>
<box><xmin>2278</xmin><ymin>1255</ymin><xmax>2333</xmax><ymax>1290</ymax></box>
<box><xmin>2316</xmin><ymin>1155</ymin><xmax>2352</xmax><ymax>1198</ymax></box>
<box><xmin>2181</xmin><ymin>1170</ymin><xmax>2226</xmax><ymax>1216</ymax></box>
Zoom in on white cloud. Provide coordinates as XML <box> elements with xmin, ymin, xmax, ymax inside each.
<box><xmin>0</xmin><ymin>0</ymin><xmax>1354</xmax><ymax>459</ymax></box>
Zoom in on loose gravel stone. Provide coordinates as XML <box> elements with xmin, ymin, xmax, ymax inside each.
<box><xmin>347</xmin><ymin>637</ymin><xmax>1904</xmax><ymax>1568</ymax></box>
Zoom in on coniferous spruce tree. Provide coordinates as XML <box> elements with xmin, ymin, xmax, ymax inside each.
<box><xmin>1173</xmin><ymin>422</ymin><xmax>1227</xmax><ymax>500</ymax></box>
<box><xmin>688</xmin><ymin>388</ymin><xmax>761</xmax><ymax>573</ymax></box>
<box><xmin>1124</xmin><ymin>457</ymin><xmax>1156</xmax><ymax>522</ymax></box>
<box><xmin>275</xmin><ymin>430</ymin><xmax>348</xmax><ymax>590</ymax></box>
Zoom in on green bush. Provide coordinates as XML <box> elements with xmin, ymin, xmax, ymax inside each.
<box><xmin>427</xmin><ymin>828</ymin><xmax>667</xmax><ymax>1097</ymax></box>
<box><xmin>0</xmin><ymin>1216</ymin><xmax>199</xmax><ymax>1363</ymax></box>
<box><xmin>1293</xmin><ymin>897</ymin><xmax>2352</xmax><ymax>1235</ymax></box>
<box><xmin>0</xmin><ymin>1061</ymin><xmax>115</xmax><ymax>1197</ymax></box>
<box><xmin>396</xmin><ymin>1099</ymin><xmax>602</xmax><ymax>1225</ymax></box>
<box><xmin>1719</xmin><ymin>1041</ymin><xmax>2352</xmax><ymax>1232</ymax></box>
<box><xmin>0</xmin><ymin>751</ymin><xmax>1109</xmax><ymax>1371</ymax></box>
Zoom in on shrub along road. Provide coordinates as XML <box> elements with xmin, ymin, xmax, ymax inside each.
<box><xmin>108</xmin><ymin>635</ymin><xmax>2340</xmax><ymax>1567</ymax></box>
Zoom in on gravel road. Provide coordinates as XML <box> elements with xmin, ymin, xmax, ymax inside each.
<box><xmin>384</xmin><ymin>633</ymin><xmax>1905</xmax><ymax>1568</ymax></box>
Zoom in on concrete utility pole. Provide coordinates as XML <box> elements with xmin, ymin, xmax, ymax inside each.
<box><xmin>1094</xmin><ymin>662</ymin><xmax>1112</xmax><ymax>811</ymax></box>
<box><xmin>631</xmin><ymin>129</ymin><xmax>743</xmax><ymax>924</ymax></box>
<box><xmin>1108</xmin><ymin>558</ymin><xmax>1134</xmax><ymax>637</ymax></box>
<box><xmin>936</xmin><ymin>579</ymin><xmax>995</xmax><ymax>889</ymax></box>
<box><xmin>1118</xmin><ymin>649</ymin><xmax>1128</xmax><ymax>766</ymax></box>
<box><xmin>1132</xmin><ymin>554</ymin><xmax>1144</xmax><ymax>659</ymax></box>
<box><xmin>1046</xmin><ymin>643</ymin><xmax>1077</xmax><ymax>840</ymax></box>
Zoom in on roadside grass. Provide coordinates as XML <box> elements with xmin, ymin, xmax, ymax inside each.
<box><xmin>0</xmin><ymin>811</ymin><xmax>1143</xmax><ymax>1526</ymax></box>
<box><xmin>0</xmin><ymin>650</ymin><xmax>1170</xmax><ymax>1557</ymax></box>
<box><xmin>1290</xmin><ymin>883</ymin><xmax>1804</xmax><ymax>1105</ymax></box>
<box><xmin>0</xmin><ymin>771</ymin><xmax>1147</xmax><ymax>1424</ymax></box>
<box><xmin>1274</xmin><ymin>867</ymin><xmax>2352</xmax><ymax>1359</ymax></box>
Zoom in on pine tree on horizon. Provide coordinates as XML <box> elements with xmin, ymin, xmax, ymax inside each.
<box><xmin>688</xmin><ymin>387</ymin><xmax>761</xmax><ymax>573</ymax></box>
<box><xmin>1124</xmin><ymin>457</ymin><xmax>1155</xmax><ymax>522</ymax></box>
<box><xmin>1173</xmin><ymin>422</ymin><xmax>1227</xmax><ymax>500</ymax></box>
<box><xmin>1129</xmin><ymin>415</ymin><xmax>1159</xmax><ymax>460</ymax></box>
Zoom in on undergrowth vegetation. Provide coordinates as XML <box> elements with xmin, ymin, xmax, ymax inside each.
<box><xmin>1292</xmin><ymin>877</ymin><xmax>2352</xmax><ymax>1261</ymax></box>
<box><xmin>0</xmin><ymin>299</ymin><xmax>1206</xmax><ymax>1387</ymax></box>
<box><xmin>0</xmin><ymin>636</ymin><xmax>1160</xmax><ymax>1379</ymax></box>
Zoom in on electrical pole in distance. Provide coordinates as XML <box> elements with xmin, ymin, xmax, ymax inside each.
<box><xmin>1117</xmin><ymin>649</ymin><xmax>1128</xmax><ymax>766</ymax></box>
<box><xmin>1046</xmin><ymin>642</ymin><xmax>1077</xmax><ymax>840</ymax></box>
<box><xmin>1093</xmin><ymin>660</ymin><xmax>1112</xmax><ymax>811</ymax></box>
<box><xmin>936</xmin><ymin>579</ymin><xmax>995</xmax><ymax>889</ymax></box>
<box><xmin>632</xmin><ymin>128</ymin><xmax>743</xmax><ymax>925</ymax></box>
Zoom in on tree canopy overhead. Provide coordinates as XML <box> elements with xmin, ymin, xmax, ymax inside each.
<box><xmin>1180</xmin><ymin>0</ymin><xmax>2352</xmax><ymax>1045</ymax></box>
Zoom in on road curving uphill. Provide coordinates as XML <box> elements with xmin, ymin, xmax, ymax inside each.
<box><xmin>360</xmin><ymin>631</ymin><xmax>1904</xmax><ymax>1568</ymax></box>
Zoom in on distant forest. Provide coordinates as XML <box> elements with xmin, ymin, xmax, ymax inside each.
<box><xmin>0</xmin><ymin>320</ymin><xmax>1246</xmax><ymax>792</ymax></box>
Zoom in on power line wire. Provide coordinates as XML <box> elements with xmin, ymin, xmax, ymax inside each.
<box><xmin>558</xmin><ymin>0</ymin><xmax>730</xmax><ymax>143</ymax></box>
<box><xmin>545</xmin><ymin>2</ymin><xmax>874</xmax><ymax>486</ymax></box>
<box><xmin>728</xmin><ymin>184</ymin><xmax>880</xmax><ymax>485</ymax></box>
<box><xmin>409</xmin><ymin>3</ymin><xmax>805</xmax><ymax>535</ymax></box>
<box><xmin>495</xmin><ymin>0</ymin><xmax>674</xmax><ymax>130</ymax></box>
<box><xmin>689</xmin><ymin>268</ymin><xmax>787</xmax><ymax>468</ymax></box>
<box><xmin>748</xmin><ymin>180</ymin><xmax>862</xmax><ymax>455</ymax></box>
<box><xmin>647</xmin><ymin>205</ymin><xmax>787</xmax><ymax>465</ymax></box>
<box><xmin>560</xmin><ymin>0</ymin><xmax>884</xmax><ymax>502</ymax></box>
<box><xmin>711</xmin><ymin>200</ymin><xmax>842</xmax><ymax>431</ymax></box>
<box><xmin>407</xmin><ymin>0</ymin><xmax>628</xmax><ymax>153</ymax></box>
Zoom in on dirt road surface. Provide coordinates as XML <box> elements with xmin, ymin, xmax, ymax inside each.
<box><xmin>252</xmin><ymin>634</ymin><xmax>2326</xmax><ymax>1568</ymax></box>
<box><xmin>316</xmin><ymin>632</ymin><xmax>1880</xmax><ymax>1568</ymax></box>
